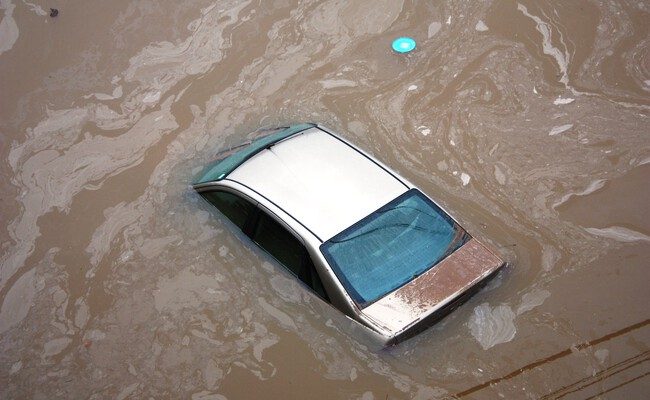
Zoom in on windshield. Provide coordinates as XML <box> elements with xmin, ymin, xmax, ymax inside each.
<box><xmin>320</xmin><ymin>189</ymin><xmax>470</xmax><ymax>307</ymax></box>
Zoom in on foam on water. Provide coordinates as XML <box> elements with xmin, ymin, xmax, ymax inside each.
<box><xmin>0</xmin><ymin>0</ymin><xmax>19</xmax><ymax>56</ymax></box>
<box><xmin>468</xmin><ymin>304</ymin><xmax>517</xmax><ymax>350</ymax></box>
<box><xmin>585</xmin><ymin>226</ymin><xmax>650</xmax><ymax>243</ymax></box>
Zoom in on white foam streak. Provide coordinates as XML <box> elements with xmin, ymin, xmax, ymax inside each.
<box><xmin>469</xmin><ymin>290</ymin><xmax>550</xmax><ymax>350</ymax></box>
<box><xmin>553</xmin><ymin>96</ymin><xmax>575</xmax><ymax>105</ymax></box>
<box><xmin>516</xmin><ymin>289</ymin><xmax>551</xmax><ymax>315</ymax></box>
<box><xmin>2</xmin><ymin>100</ymin><xmax>178</xmax><ymax>290</ymax></box>
<box><xmin>22</xmin><ymin>0</ymin><xmax>46</xmax><ymax>16</ymax></box>
<box><xmin>549</xmin><ymin>123</ymin><xmax>573</xmax><ymax>136</ymax></box>
<box><xmin>553</xmin><ymin>179</ymin><xmax>607</xmax><ymax>208</ymax></box>
<box><xmin>585</xmin><ymin>226</ymin><xmax>650</xmax><ymax>243</ymax></box>
<box><xmin>0</xmin><ymin>0</ymin><xmax>19</xmax><ymax>56</ymax></box>
<box><xmin>320</xmin><ymin>79</ymin><xmax>357</xmax><ymax>89</ymax></box>
<box><xmin>517</xmin><ymin>3</ymin><xmax>570</xmax><ymax>87</ymax></box>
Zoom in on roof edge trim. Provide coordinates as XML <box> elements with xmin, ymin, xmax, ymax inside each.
<box><xmin>194</xmin><ymin>123</ymin><xmax>316</xmax><ymax>184</ymax></box>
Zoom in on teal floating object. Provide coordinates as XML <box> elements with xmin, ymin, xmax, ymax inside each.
<box><xmin>392</xmin><ymin>37</ymin><xmax>416</xmax><ymax>53</ymax></box>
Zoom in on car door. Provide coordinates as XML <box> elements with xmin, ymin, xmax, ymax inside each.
<box><xmin>250</xmin><ymin>208</ymin><xmax>330</xmax><ymax>302</ymax></box>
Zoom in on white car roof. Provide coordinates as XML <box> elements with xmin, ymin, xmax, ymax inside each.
<box><xmin>227</xmin><ymin>127</ymin><xmax>408</xmax><ymax>241</ymax></box>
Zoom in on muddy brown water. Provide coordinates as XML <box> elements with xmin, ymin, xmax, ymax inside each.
<box><xmin>1</xmin><ymin>0</ymin><xmax>649</xmax><ymax>398</ymax></box>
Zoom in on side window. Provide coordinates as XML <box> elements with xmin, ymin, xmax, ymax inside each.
<box><xmin>252</xmin><ymin>211</ymin><xmax>329</xmax><ymax>302</ymax></box>
<box><xmin>201</xmin><ymin>191</ymin><xmax>255</xmax><ymax>230</ymax></box>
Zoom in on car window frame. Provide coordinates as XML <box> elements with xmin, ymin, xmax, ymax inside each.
<box><xmin>252</xmin><ymin>204</ymin><xmax>331</xmax><ymax>303</ymax></box>
<box><xmin>319</xmin><ymin>188</ymin><xmax>470</xmax><ymax>308</ymax></box>
<box><xmin>199</xmin><ymin>188</ymin><xmax>330</xmax><ymax>303</ymax></box>
<box><xmin>199</xmin><ymin>188</ymin><xmax>259</xmax><ymax>234</ymax></box>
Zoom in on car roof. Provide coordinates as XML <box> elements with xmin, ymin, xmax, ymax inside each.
<box><xmin>226</xmin><ymin>127</ymin><xmax>408</xmax><ymax>241</ymax></box>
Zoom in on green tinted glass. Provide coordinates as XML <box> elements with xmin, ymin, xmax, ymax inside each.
<box><xmin>201</xmin><ymin>191</ymin><xmax>254</xmax><ymax>230</ymax></box>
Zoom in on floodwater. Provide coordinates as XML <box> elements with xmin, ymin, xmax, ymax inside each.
<box><xmin>1</xmin><ymin>0</ymin><xmax>649</xmax><ymax>398</ymax></box>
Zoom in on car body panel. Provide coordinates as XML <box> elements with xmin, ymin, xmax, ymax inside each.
<box><xmin>194</xmin><ymin>178</ymin><xmax>362</xmax><ymax>319</ymax></box>
<box><xmin>193</xmin><ymin>124</ymin><xmax>505</xmax><ymax>345</ymax></box>
<box><xmin>228</xmin><ymin>127</ymin><xmax>408</xmax><ymax>241</ymax></box>
<box><xmin>361</xmin><ymin>238</ymin><xmax>504</xmax><ymax>336</ymax></box>
<box><xmin>194</xmin><ymin>124</ymin><xmax>315</xmax><ymax>184</ymax></box>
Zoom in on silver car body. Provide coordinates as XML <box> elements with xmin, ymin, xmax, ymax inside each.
<box><xmin>194</xmin><ymin>124</ymin><xmax>504</xmax><ymax>345</ymax></box>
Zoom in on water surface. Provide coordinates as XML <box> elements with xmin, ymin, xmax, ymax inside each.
<box><xmin>1</xmin><ymin>0</ymin><xmax>649</xmax><ymax>398</ymax></box>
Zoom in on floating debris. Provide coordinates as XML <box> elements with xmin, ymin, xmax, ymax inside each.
<box><xmin>475</xmin><ymin>20</ymin><xmax>489</xmax><ymax>32</ymax></box>
<box><xmin>49</xmin><ymin>8</ymin><xmax>58</xmax><ymax>18</ymax></box>
<box><xmin>554</xmin><ymin>96</ymin><xmax>575</xmax><ymax>105</ymax></box>
<box><xmin>549</xmin><ymin>123</ymin><xmax>573</xmax><ymax>136</ymax></box>
<box><xmin>417</xmin><ymin>126</ymin><xmax>431</xmax><ymax>136</ymax></box>
<box><xmin>461</xmin><ymin>172</ymin><xmax>471</xmax><ymax>186</ymax></box>
<box><xmin>392</xmin><ymin>37</ymin><xmax>416</xmax><ymax>53</ymax></box>
<box><xmin>428</xmin><ymin>21</ymin><xmax>442</xmax><ymax>38</ymax></box>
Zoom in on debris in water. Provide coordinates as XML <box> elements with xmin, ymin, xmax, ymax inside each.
<box><xmin>428</xmin><ymin>21</ymin><xmax>442</xmax><ymax>38</ymax></box>
<box><xmin>461</xmin><ymin>172</ymin><xmax>471</xmax><ymax>186</ymax></box>
<box><xmin>407</xmin><ymin>84</ymin><xmax>418</xmax><ymax>91</ymax></box>
<box><xmin>553</xmin><ymin>96</ymin><xmax>575</xmax><ymax>105</ymax></box>
<box><xmin>49</xmin><ymin>8</ymin><xmax>58</xmax><ymax>17</ymax></box>
<box><xmin>549</xmin><ymin>124</ymin><xmax>573</xmax><ymax>136</ymax></box>
<box><xmin>475</xmin><ymin>20</ymin><xmax>489</xmax><ymax>31</ymax></box>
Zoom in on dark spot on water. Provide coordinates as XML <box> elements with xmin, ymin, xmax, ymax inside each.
<box><xmin>50</xmin><ymin>8</ymin><xmax>58</xmax><ymax>18</ymax></box>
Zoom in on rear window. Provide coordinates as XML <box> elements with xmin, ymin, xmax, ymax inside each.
<box><xmin>320</xmin><ymin>189</ymin><xmax>469</xmax><ymax>307</ymax></box>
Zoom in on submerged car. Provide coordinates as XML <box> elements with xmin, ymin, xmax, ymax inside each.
<box><xmin>193</xmin><ymin>123</ymin><xmax>504</xmax><ymax>345</ymax></box>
